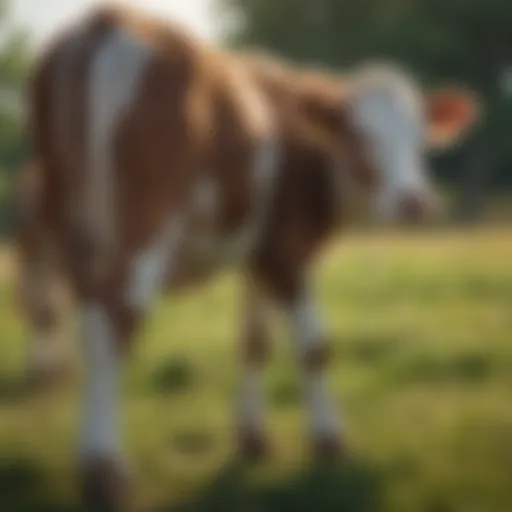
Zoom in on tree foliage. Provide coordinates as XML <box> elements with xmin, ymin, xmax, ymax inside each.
<box><xmin>0</xmin><ymin>0</ymin><xmax>30</xmax><ymax>234</ymax></box>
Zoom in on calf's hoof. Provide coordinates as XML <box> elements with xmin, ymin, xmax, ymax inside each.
<box><xmin>81</xmin><ymin>458</ymin><xmax>130</xmax><ymax>511</ymax></box>
<box><xmin>237</xmin><ymin>428</ymin><xmax>270</xmax><ymax>463</ymax></box>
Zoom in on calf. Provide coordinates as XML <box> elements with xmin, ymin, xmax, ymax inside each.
<box><xmin>18</xmin><ymin>5</ymin><xmax>479</xmax><ymax>508</ymax></box>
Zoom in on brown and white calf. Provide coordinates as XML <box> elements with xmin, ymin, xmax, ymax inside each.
<box><xmin>18</xmin><ymin>5</ymin><xmax>479</xmax><ymax>507</ymax></box>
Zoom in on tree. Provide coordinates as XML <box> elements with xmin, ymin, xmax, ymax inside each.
<box><xmin>0</xmin><ymin>0</ymin><xmax>30</xmax><ymax>235</ymax></box>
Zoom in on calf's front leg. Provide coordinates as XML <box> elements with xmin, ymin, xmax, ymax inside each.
<box><xmin>288</xmin><ymin>281</ymin><xmax>344</xmax><ymax>458</ymax></box>
<box><xmin>236</xmin><ymin>278</ymin><xmax>273</xmax><ymax>460</ymax></box>
<box><xmin>255</xmin><ymin>257</ymin><xmax>346</xmax><ymax>459</ymax></box>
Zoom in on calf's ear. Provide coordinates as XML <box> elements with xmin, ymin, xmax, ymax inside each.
<box><xmin>426</xmin><ymin>87</ymin><xmax>480</xmax><ymax>149</ymax></box>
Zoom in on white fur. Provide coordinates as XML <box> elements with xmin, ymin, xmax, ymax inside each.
<box><xmin>292</xmin><ymin>288</ymin><xmax>325</xmax><ymax>355</ymax></box>
<box><xmin>242</xmin><ymin>77</ymin><xmax>281</xmax><ymax>249</ymax></box>
<box><xmin>88</xmin><ymin>27</ymin><xmax>153</xmax><ymax>269</ymax></box>
<box><xmin>305</xmin><ymin>373</ymin><xmax>341</xmax><ymax>437</ymax></box>
<box><xmin>237</xmin><ymin>284</ymin><xmax>270</xmax><ymax>433</ymax></box>
<box><xmin>125</xmin><ymin>216</ymin><xmax>185</xmax><ymax>311</ymax></box>
<box><xmin>290</xmin><ymin>285</ymin><xmax>340</xmax><ymax>438</ymax></box>
<box><xmin>350</xmin><ymin>65</ymin><xmax>433</xmax><ymax>220</ymax></box>
<box><xmin>80</xmin><ymin>303</ymin><xmax>120</xmax><ymax>460</ymax></box>
<box><xmin>220</xmin><ymin>134</ymin><xmax>279</xmax><ymax>266</ymax></box>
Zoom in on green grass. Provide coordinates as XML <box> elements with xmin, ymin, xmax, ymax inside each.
<box><xmin>1</xmin><ymin>227</ymin><xmax>512</xmax><ymax>511</ymax></box>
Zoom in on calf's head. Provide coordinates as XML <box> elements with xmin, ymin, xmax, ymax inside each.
<box><xmin>339</xmin><ymin>64</ymin><xmax>479</xmax><ymax>223</ymax></box>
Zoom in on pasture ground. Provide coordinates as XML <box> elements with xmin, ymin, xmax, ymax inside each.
<box><xmin>0</xmin><ymin>227</ymin><xmax>511</xmax><ymax>511</ymax></box>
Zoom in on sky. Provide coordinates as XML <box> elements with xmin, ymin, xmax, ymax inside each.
<box><xmin>9</xmin><ymin>0</ymin><xmax>218</xmax><ymax>44</ymax></box>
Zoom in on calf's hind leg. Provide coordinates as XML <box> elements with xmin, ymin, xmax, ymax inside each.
<box><xmin>78</xmin><ymin>217</ymin><xmax>184</xmax><ymax>508</ymax></box>
<box><xmin>288</xmin><ymin>280</ymin><xmax>344</xmax><ymax>459</ymax></box>
<box><xmin>17</xmin><ymin>163</ymin><xmax>71</xmax><ymax>388</ymax></box>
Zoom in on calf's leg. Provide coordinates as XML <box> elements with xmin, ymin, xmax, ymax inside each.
<box><xmin>254</xmin><ymin>260</ymin><xmax>345</xmax><ymax>459</ymax></box>
<box><xmin>18</xmin><ymin>244</ymin><xmax>71</xmax><ymax>388</ymax></box>
<box><xmin>288</xmin><ymin>281</ymin><xmax>344</xmax><ymax>458</ymax></box>
<box><xmin>16</xmin><ymin>162</ymin><xmax>72</xmax><ymax>387</ymax></box>
<box><xmin>236</xmin><ymin>277</ymin><xmax>273</xmax><ymax>460</ymax></box>
<box><xmin>79</xmin><ymin>301</ymin><xmax>129</xmax><ymax>509</ymax></box>
<box><xmin>79</xmin><ymin>217</ymin><xmax>184</xmax><ymax>508</ymax></box>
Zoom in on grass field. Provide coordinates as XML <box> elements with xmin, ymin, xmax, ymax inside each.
<box><xmin>0</xmin><ymin>226</ymin><xmax>511</xmax><ymax>511</ymax></box>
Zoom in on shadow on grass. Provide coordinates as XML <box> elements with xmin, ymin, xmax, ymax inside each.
<box><xmin>0</xmin><ymin>456</ymin><xmax>71</xmax><ymax>512</ymax></box>
<box><xmin>270</xmin><ymin>376</ymin><xmax>301</xmax><ymax>407</ymax></box>
<box><xmin>162</xmin><ymin>458</ymin><xmax>382</xmax><ymax>512</ymax></box>
<box><xmin>151</xmin><ymin>357</ymin><xmax>196</xmax><ymax>395</ymax></box>
<box><xmin>339</xmin><ymin>334</ymin><xmax>403</xmax><ymax>365</ymax></box>
<box><xmin>0</xmin><ymin>456</ymin><xmax>382</xmax><ymax>512</ymax></box>
<box><xmin>0</xmin><ymin>369</ymin><xmax>74</xmax><ymax>404</ymax></box>
<box><xmin>171</xmin><ymin>429</ymin><xmax>216</xmax><ymax>456</ymax></box>
<box><xmin>0</xmin><ymin>377</ymin><xmax>30</xmax><ymax>404</ymax></box>
<box><xmin>0</xmin><ymin>375</ymin><xmax>49</xmax><ymax>405</ymax></box>
<box><xmin>391</xmin><ymin>351</ymin><xmax>496</xmax><ymax>385</ymax></box>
